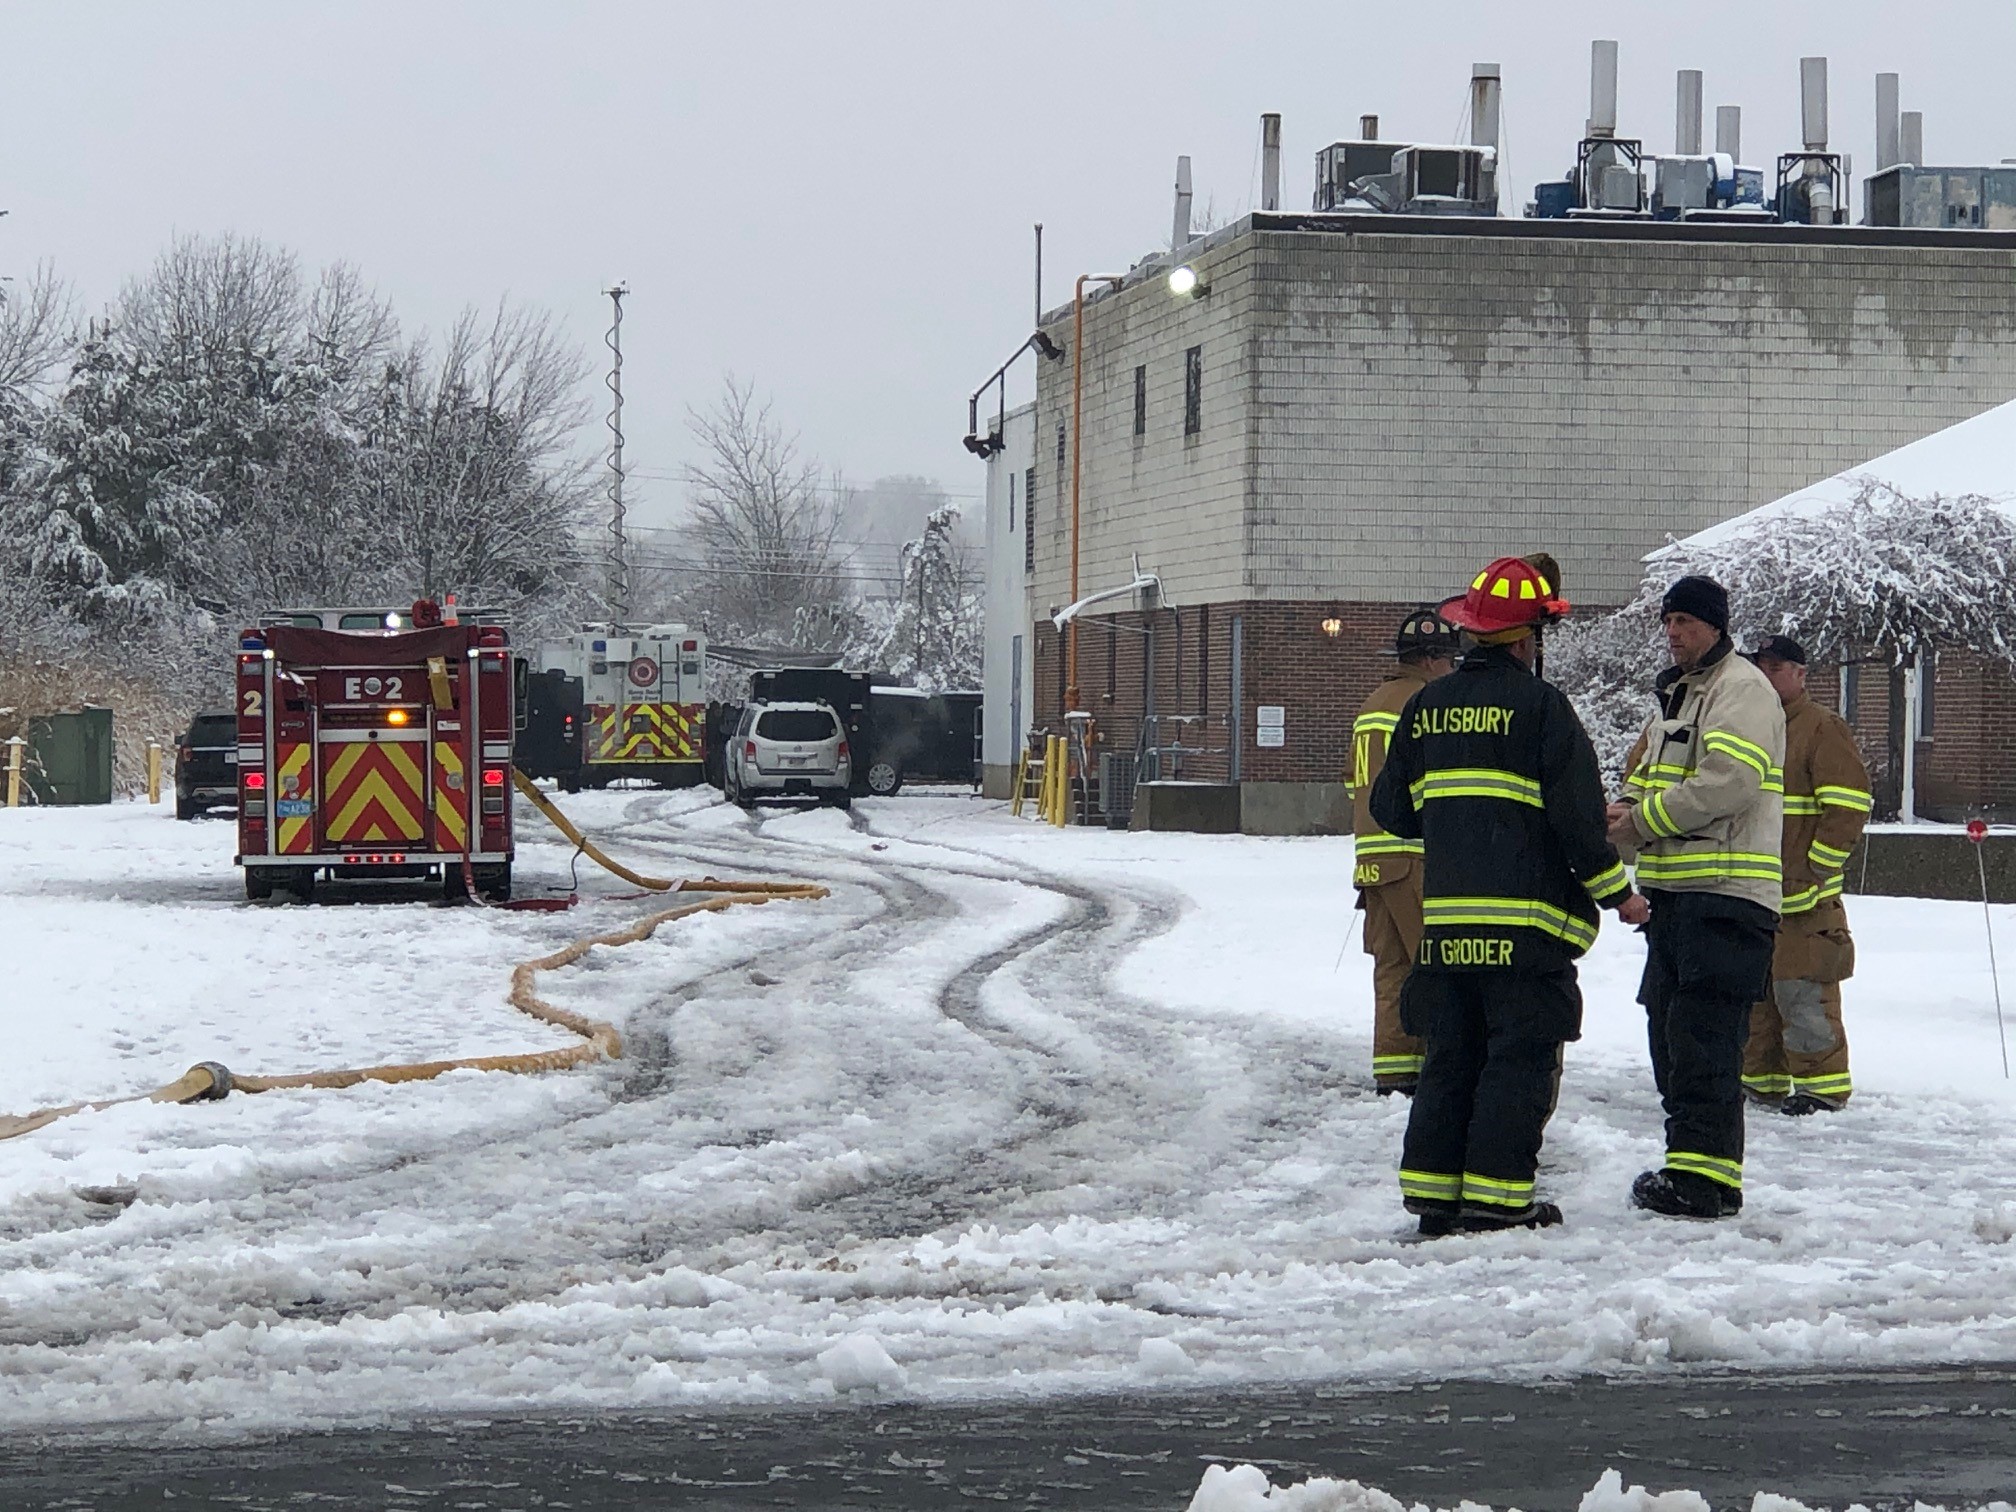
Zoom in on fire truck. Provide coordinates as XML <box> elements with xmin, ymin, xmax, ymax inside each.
<box><xmin>234</xmin><ymin>602</ymin><xmax>518</xmax><ymax>903</ymax></box>
<box><xmin>536</xmin><ymin>624</ymin><xmax>706</xmax><ymax>788</ymax></box>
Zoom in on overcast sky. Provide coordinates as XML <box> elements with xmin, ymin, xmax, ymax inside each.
<box><xmin>6</xmin><ymin>2</ymin><xmax>2014</xmax><ymax>533</ymax></box>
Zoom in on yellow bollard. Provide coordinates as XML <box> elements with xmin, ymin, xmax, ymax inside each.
<box><xmin>1041</xmin><ymin>736</ymin><xmax>1057</xmax><ymax>825</ymax></box>
<box><xmin>147</xmin><ymin>741</ymin><xmax>162</xmax><ymax>804</ymax></box>
<box><xmin>5</xmin><ymin>736</ymin><xmax>22</xmax><ymax>810</ymax></box>
<box><xmin>1056</xmin><ymin>733</ymin><xmax>1072</xmax><ymax>830</ymax></box>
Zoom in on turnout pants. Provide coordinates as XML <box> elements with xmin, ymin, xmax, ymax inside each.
<box><xmin>1639</xmin><ymin>889</ymin><xmax>1778</xmax><ymax>1194</ymax></box>
<box><xmin>1361</xmin><ymin>875</ymin><xmax>1425</xmax><ymax>1088</ymax></box>
<box><xmin>1396</xmin><ymin>967</ymin><xmax>1581</xmax><ymax>1219</ymax></box>
<box><xmin>1744</xmin><ymin>903</ymin><xmax>1855</xmax><ymax>1107</ymax></box>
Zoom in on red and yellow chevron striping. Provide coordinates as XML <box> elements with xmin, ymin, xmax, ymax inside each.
<box><xmin>321</xmin><ymin>740</ymin><xmax>426</xmax><ymax>844</ymax></box>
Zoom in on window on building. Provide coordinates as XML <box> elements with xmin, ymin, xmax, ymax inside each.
<box><xmin>1024</xmin><ymin>469</ymin><xmax>1035</xmax><ymax>573</ymax></box>
<box><xmin>1133</xmin><ymin>365</ymin><xmax>1146</xmax><ymax>437</ymax></box>
<box><xmin>1918</xmin><ymin>654</ymin><xmax>1937</xmax><ymax>738</ymax></box>
<box><xmin>1839</xmin><ymin>663</ymin><xmax>1860</xmax><ymax>723</ymax></box>
<box><xmin>1007</xmin><ymin>470</ymin><xmax>1017</xmax><ymax>534</ymax></box>
<box><xmin>1055</xmin><ymin>422</ymin><xmax>1066</xmax><ymax>505</ymax></box>
<box><xmin>1183</xmin><ymin>346</ymin><xmax>1202</xmax><ymax>436</ymax></box>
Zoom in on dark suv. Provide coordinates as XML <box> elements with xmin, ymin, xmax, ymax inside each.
<box><xmin>174</xmin><ymin>712</ymin><xmax>239</xmax><ymax>820</ymax></box>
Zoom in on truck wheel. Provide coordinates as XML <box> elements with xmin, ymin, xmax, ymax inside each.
<box><xmin>824</xmin><ymin>791</ymin><xmax>852</xmax><ymax>811</ymax></box>
<box><xmin>244</xmin><ymin>868</ymin><xmax>277</xmax><ymax>902</ymax></box>
<box><xmin>288</xmin><ymin>870</ymin><xmax>318</xmax><ymax>905</ymax></box>
<box><xmin>866</xmin><ymin>761</ymin><xmax>902</xmax><ymax>797</ymax></box>
<box><xmin>475</xmin><ymin>864</ymin><xmax>512</xmax><ymax>903</ymax></box>
<box><xmin>561</xmin><ymin>771</ymin><xmax>582</xmax><ymax>795</ymax></box>
<box><xmin>176</xmin><ymin>797</ymin><xmax>198</xmax><ymax>821</ymax></box>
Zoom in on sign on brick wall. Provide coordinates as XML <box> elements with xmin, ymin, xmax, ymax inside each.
<box><xmin>1257</xmin><ymin>705</ymin><xmax>1285</xmax><ymax>748</ymax></box>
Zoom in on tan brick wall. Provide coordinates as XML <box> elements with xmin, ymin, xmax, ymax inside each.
<box><xmin>1033</xmin><ymin>222</ymin><xmax>2016</xmax><ymax>614</ymax></box>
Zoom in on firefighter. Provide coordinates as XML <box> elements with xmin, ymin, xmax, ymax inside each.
<box><xmin>1741</xmin><ymin>635</ymin><xmax>1872</xmax><ymax>1114</ymax></box>
<box><xmin>1351</xmin><ymin>607</ymin><xmax>1460</xmax><ymax>1095</ymax></box>
<box><xmin>1372</xmin><ymin>557</ymin><xmax>1646</xmax><ymax>1236</ymax></box>
<box><xmin>1608</xmin><ymin>575</ymin><xmax>1786</xmax><ymax>1220</ymax></box>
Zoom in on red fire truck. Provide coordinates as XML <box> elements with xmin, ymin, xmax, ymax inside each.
<box><xmin>234</xmin><ymin>603</ymin><xmax>518</xmax><ymax>903</ymax></box>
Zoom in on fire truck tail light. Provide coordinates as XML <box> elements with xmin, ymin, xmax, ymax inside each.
<box><xmin>481</xmin><ymin>768</ymin><xmax>505</xmax><ymax>787</ymax></box>
<box><xmin>479</xmin><ymin>626</ymin><xmax>507</xmax><ymax>647</ymax></box>
<box><xmin>244</xmin><ymin>771</ymin><xmax>267</xmax><ymax>791</ymax></box>
<box><xmin>682</xmin><ymin>640</ymin><xmax>697</xmax><ymax>652</ymax></box>
<box><xmin>242</xmin><ymin>799</ymin><xmax>267</xmax><ymax>818</ymax></box>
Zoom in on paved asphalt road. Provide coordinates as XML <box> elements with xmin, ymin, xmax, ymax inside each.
<box><xmin>3</xmin><ymin>1366</ymin><xmax>2012</xmax><ymax>1510</ymax></box>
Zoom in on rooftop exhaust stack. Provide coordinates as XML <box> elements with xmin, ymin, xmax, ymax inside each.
<box><xmin>1470</xmin><ymin>64</ymin><xmax>1501</xmax><ymax>150</ymax></box>
<box><xmin>1876</xmin><ymin>73</ymin><xmax>1901</xmax><ymax>170</ymax></box>
<box><xmin>1172</xmin><ymin>155</ymin><xmax>1193</xmax><ymax>251</ymax></box>
<box><xmin>1715</xmin><ymin>104</ymin><xmax>1741</xmax><ymax>159</ymax></box>
<box><xmin>1801</xmin><ymin>56</ymin><xmax>1829</xmax><ymax>150</ymax></box>
<box><xmin>1588</xmin><ymin>39</ymin><xmax>1619</xmax><ymax>137</ymax></box>
<box><xmin>1901</xmin><ymin>110</ymin><xmax>1924</xmax><ymax>166</ymax></box>
<box><xmin>1360</xmin><ymin>113</ymin><xmax>1379</xmax><ymax>140</ymax></box>
<box><xmin>1261</xmin><ymin>113</ymin><xmax>1281</xmax><ymax>211</ymax></box>
<box><xmin>1675</xmin><ymin>70</ymin><xmax>1703</xmax><ymax>154</ymax></box>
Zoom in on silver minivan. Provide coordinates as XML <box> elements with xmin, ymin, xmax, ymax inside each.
<box><xmin>724</xmin><ymin>700</ymin><xmax>852</xmax><ymax>809</ymax></box>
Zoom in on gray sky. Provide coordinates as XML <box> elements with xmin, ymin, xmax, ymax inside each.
<box><xmin>6</xmin><ymin>1</ymin><xmax>2014</xmax><ymax>534</ymax></box>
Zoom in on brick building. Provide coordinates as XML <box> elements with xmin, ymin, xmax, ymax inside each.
<box><xmin>988</xmin><ymin>213</ymin><xmax>2016</xmax><ymax>830</ymax></box>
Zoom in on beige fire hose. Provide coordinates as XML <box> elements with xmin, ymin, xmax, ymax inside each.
<box><xmin>0</xmin><ymin>782</ymin><xmax>827</xmax><ymax>1143</ymax></box>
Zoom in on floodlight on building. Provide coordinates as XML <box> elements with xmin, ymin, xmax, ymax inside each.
<box><xmin>1320</xmin><ymin>616</ymin><xmax>1344</xmax><ymax>638</ymax></box>
<box><xmin>1168</xmin><ymin>265</ymin><xmax>1209</xmax><ymax>299</ymax></box>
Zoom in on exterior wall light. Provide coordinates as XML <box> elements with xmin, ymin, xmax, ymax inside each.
<box><xmin>1320</xmin><ymin>616</ymin><xmax>1344</xmax><ymax>637</ymax></box>
<box><xmin>1168</xmin><ymin>265</ymin><xmax>1209</xmax><ymax>299</ymax></box>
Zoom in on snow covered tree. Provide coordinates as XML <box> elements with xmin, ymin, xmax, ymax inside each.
<box><xmin>1551</xmin><ymin>482</ymin><xmax>2016</xmax><ymax>802</ymax></box>
<box><xmin>872</xmin><ymin>505</ymin><xmax>982</xmax><ymax>691</ymax></box>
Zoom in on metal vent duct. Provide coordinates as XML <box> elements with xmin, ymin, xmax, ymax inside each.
<box><xmin>1360</xmin><ymin>113</ymin><xmax>1379</xmax><ymax>139</ymax></box>
<box><xmin>1901</xmin><ymin>110</ymin><xmax>1924</xmax><ymax>166</ymax></box>
<box><xmin>1676</xmin><ymin>70</ymin><xmax>1703</xmax><ymax>155</ymax></box>
<box><xmin>1715</xmin><ymin>104</ymin><xmax>1741</xmax><ymax>159</ymax></box>
<box><xmin>1588</xmin><ymin>39</ymin><xmax>1619</xmax><ymax>137</ymax></box>
<box><xmin>1876</xmin><ymin>73</ymin><xmax>1900</xmax><ymax>171</ymax></box>
<box><xmin>1172</xmin><ymin>156</ymin><xmax>1193</xmax><ymax>250</ymax></box>
<box><xmin>1261</xmin><ymin>114</ymin><xmax>1281</xmax><ymax>211</ymax></box>
<box><xmin>1471</xmin><ymin>63</ymin><xmax>1501</xmax><ymax>150</ymax></box>
<box><xmin>1801</xmin><ymin>56</ymin><xmax>1829</xmax><ymax>150</ymax></box>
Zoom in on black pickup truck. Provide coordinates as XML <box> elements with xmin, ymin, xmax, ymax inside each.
<box><xmin>174</xmin><ymin>711</ymin><xmax>238</xmax><ymax>820</ymax></box>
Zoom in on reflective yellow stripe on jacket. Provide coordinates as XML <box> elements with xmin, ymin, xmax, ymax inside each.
<box><xmin>1409</xmin><ymin>767</ymin><xmax>1546</xmax><ymax>809</ymax></box>
<box><xmin>1423</xmin><ymin>895</ymin><xmax>1598</xmax><ymax>952</ymax></box>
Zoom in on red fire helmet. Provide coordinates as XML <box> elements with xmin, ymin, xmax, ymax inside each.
<box><xmin>1440</xmin><ymin>557</ymin><xmax>1572</xmax><ymax>637</ymax></box>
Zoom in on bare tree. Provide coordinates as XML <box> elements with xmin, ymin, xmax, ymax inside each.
<box><xmin>0</xmin><ymin>263</ymin><xmax>74</xmax><ymax>401</ymax></box>
<box><xmin>676</xmin><ymin>375</ymin><xmax>853</xmax><ymax>644</ymax></box>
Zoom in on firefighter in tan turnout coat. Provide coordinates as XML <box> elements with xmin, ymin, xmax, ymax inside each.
<box><xmin>1351</xmin><ymin>608</ymin><xmax>1459</xmax><ymax>1094</ymax></box>
<box><xmin>1741</xmin><ymin>635</ymin><xmax>1873</xmax><ymax>1114</ymax></box>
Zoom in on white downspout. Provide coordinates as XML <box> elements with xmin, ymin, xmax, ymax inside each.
<box><xmin>1900</xmin><ymin>658</ymin><xmax>1920</xmax><ymax>823</ymax></box>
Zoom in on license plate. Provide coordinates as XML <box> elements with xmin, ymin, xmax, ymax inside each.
<box><xmin>276</xmin><ymin>799</ymin><xmax>313</xmax><ymax>818</ymax></box>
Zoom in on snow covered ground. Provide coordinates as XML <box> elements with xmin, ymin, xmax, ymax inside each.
<box><xmin>2</xmin><ymin>790</ymin><xmax>2015</xmax><ymax>1457</ymax></box>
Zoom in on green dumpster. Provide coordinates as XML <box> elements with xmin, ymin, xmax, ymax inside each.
<box><xmin>26</xmin><ymin>707</ymin><xmax>115</xmax><ymax>805</ymax></box>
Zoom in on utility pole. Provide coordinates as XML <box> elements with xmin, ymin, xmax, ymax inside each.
<box><xmin>603</xmin><ymin>283</ymin><xmax>630</xmax><ymax>621</ymax></box>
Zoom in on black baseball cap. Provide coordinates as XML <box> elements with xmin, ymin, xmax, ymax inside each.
<box><xmin>1746</xmin><ymin>634</ymin><xmax>1808</xmax><ymax>666</ymax></box>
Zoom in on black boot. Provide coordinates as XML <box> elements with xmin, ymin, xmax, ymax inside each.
<box><xmin>1781</xmin><ymin>1092</ymin><xmax>1841</xmax><ymax>1116</ymax></box>
<box><xmin>1631</xmin><ymin>1169</ymin><xmax>1741</xmax><ymax>1219</ymax></box>
<box><xmin>1460</xmin><ymin>1201</ymin><xmax>1563</xmax><ymax>1232</ymax></box>
<box><xmin>1406</xmin><ymin>1199</ymin><xmax>1462</xmax><ymax>1238</ymax></box>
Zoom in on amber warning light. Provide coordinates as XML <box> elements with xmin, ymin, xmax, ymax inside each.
<box><xmin>385</xmin><ymin>709</ymin><xmax>411</xmax><ymax>726</ymax></box>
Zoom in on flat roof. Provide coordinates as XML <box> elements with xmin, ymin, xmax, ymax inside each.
<box><xmin>1247</xmin><ymin>210</ymin><xmax>2016</xmax><ymax>252</ymax></box>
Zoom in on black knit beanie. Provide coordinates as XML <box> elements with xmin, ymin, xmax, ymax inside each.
<box><xmin>1661</xmin><ymin>575</ymin><xmax>1729</xmax><ymax>634</ymax></box>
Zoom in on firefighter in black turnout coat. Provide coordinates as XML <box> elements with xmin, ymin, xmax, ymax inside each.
<box><xmin>1371</xmin><ymin>556</ymin><xmax>1648</xmax><ymax>1235</ymax></box>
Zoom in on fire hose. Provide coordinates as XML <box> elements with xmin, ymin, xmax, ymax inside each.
<box><xmin>0</xmin><ymin>782</ymin><xmax>827</xmax><ymax>1142</ymax></box>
